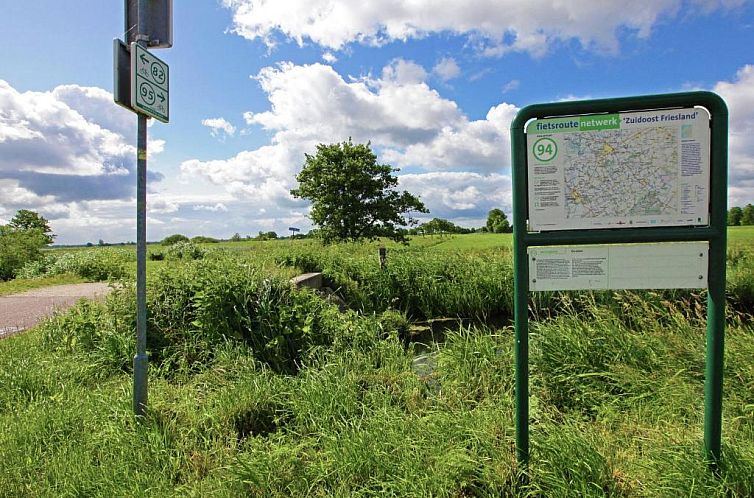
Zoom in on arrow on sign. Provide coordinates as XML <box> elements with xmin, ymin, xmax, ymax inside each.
<box><xmin>140</xmin><ymin>53</ymin><xmax>149</xmax><ymax>65</ymax></box>
<box><xmin>158</xmin><ymin>94</ymin><xmax>165</xmax><ymax>102</ymax></box>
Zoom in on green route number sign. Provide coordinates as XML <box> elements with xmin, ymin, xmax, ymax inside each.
<box><xmin>532</xmin><ymin>137</ymin><xmax>557</xmax><ymax>162</ymax></box>
<box><xmin>130</xmin><ymin>43</ymin><xmax>169</xmax><ymax>123</ymax></box>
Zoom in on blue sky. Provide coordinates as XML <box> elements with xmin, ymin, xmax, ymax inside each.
<box><xmin>1</xmin><ymin>0</ymin><xmax>753</xmax><ymax>244</ymax></box>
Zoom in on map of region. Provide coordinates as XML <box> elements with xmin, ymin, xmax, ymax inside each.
<box><xmin>563</xmin><ymin>127</ymin><xmax>678</xmax><ymax>220</ymax></box>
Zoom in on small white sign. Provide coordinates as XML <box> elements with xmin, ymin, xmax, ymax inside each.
<box><xmin>131</xmin><ymin>43</ymin><xmax>169</xmax><ymax>123</ymax></box>
<box><xmin>529</xmin><ymin>242</ymin><xmax>708</xmax><ymax>291</ymax></box>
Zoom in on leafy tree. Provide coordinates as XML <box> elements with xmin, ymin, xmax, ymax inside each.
<box><xmin>486</xmin><ymin>208</ymin><xmax>511</xmax><ymax>233</ymax></box>
<box><xmin>230</xmin><ymin>232</ymin><xmax>244</xmax><ymax>242</ymax></box>
<box><xmin>0</xmin><ymin>225</ymin><xmax>48</xmax><ymax>280</ymax></box>
<box><xmin>161</xmin><ymin>234</ymin><xmax>189</xmax><ymax>246</ymax></box>
<box><xmin>291</xmin><ymin>140</ymin><xmax>428</xmax><ymax>243</ymax></box>
<box><xmin>255</xmin><ymin>231</ymin><xmax>278</xmax><ymax>241</ymax></box>
<box><xmin>728</xmin><ymin>206</ymin><xmax>743</xmax><ymax>226</ymax></box>
<box><xmin>9</xmin><ymin>209</ymin><xmax>55</xmax><ymax>245</ymax></box>
<box><xmin>742</xmin><ymin>203</ymin><xmax>754</xmax><ymax>226</ymax></box>
<box><xmin>419</xmin><ymin>218</ymin><xmax>472</xmax><ymax>235</ymax></box>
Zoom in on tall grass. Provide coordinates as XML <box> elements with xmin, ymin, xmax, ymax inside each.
<box><xmin>2</xmin><ymin>234</ymin><xmax>754</xmax><ymax>495</ymax></box>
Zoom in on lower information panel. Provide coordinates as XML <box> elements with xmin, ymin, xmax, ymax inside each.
<box><xmin>528</xmin><ymin>242</ymin><xmax>709</xmax><ymax>291</ymax></box>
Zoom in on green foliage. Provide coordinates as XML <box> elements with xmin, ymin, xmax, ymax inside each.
<box><xmin>255</xmin><ymin>231</ymin><xmax>278</xmax><ymax>241</ymax></box>
<box><xmin>291</xmin><ymin>140</ymin><xmax>428</xmax><ymax>244</ymax></box>
<box><xmin>280</xmin><ymin>244</ymin><xmax>513</xmax><ymax>320</ymax></box>
<box><xmin>161</xmin><ymin>233</ymin><xmax>190</xmax><ymax>246</ymax></box>
<box><xmin>728</xmin><ymin>206</ymin><xmax>743</xmax><ymax>226</ymax></box>
<box><xmin>3</xmin><ymin>231</ymin><xmax>754</xmax><ymax>495</ymax></box>
<box><xmin>8</xmin><ymin>209</ymin><xmax>55</xmax><ymax>244</ymax></box>
<box><xmin>417</xmin><ymin>217</ymin><xmax>472</xmax><ymax>235</ymax></box>
<box><xmin>0</xmin><ymin>227</ymin><xmax>47</xmax><ymax>280</ymax></box>
<box><xmin>13</xmin><ymin>249</ymin><xmax>131</xmax><ymax>281</ymax></box>
<box><xmin>742</xmin><ymin>203</ymin><xmax>754</xmax><ymax>225</ymax></box>
<box><xmin>486</xmin><ymin>208</ymin><xmax>511</xmax><ymax>233</ymax></box>
<box><xmin>191</xmin><ymin>235</ymin><xmax>220</xmax><ymax>244</ymax></box>
<box><xmin>165</xmin><ymin>240</ymin><xmax>205</xmax><ymax>261</ymax></box>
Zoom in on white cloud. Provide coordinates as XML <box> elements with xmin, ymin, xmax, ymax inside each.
<box><xmin>222</xmin><ymin>0</ymin><xmax>742</xmax><ymax>56</ymax></box>
<box><xmin>244</xmin><ymin>61</ymin><xmax>461</xmax><ymax>148</ymax></box>
<box><xmin>382</xmin><ymin>58</ymin><xmax>428</xmax><ymax>85</ymax></box>
<box><xmin>398</xmin><ymin>171</ymin><xmax>512</xmax><ymax>217</ymax></box>
<box><xmin>714</xmin><ymin>64</ymin><xmax>754</xmax><ymax>207</ymax></box>
<box><xmin>193</xmin><ymin>203</ymin><xmax>229</xmax><ymax>212</ymax></box>
<box><xmin>184</xmin><ymin>60</ymin><xmax>512</xmax><ymax>215</ymax></box>
<box><xmin>0</xmin><ymin>80</ymin><xmax>133</xmax><ymax>176</ymax></box>
<box><xmin>502</xmin><ymin>79</ymin><xmax>520</xmax><ymax>93</ymax></box>
<box><xmin>322</xmin><ymin>51</ymin><xmax>338</xmax><ymax>64</ymax></box>
<box><xmin>383</xmin><ymin>103</ymin><xmax>518</xmax><ymax>173</ymax></box>
<box><xmin>201</xmin><ymin>117</ymin><xmax>237</xmax><ymax>139</ymax></box>
<box><xmin>432</xmin><ymin>57</ymin><xmax>461</xmax><ymax>81</ymax></box>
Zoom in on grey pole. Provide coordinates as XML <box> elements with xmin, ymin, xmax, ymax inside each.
<box><xmin>133</xmin><ymin>0</ymin><xmax>149</xmax><ymax>416</ymax></box>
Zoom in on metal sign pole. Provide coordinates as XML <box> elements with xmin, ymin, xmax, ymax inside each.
<box><xmin>133</xmin><ymin>0</ymin><xmax>149</xmax><ymax>417</ymax></box>
<box><xmin>704</xmin><ymin>100</ymin><xmax>729</xmax><ymax>464</ymax></box>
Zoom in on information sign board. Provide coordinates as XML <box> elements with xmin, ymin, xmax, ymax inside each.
<box><xmin>526</xmin><ymin>108</ymin><xmax>710</xmax><ymax>231</ymax></box>
<box><xmin>528</xmin><ymin>242</ymin><xmax>708</xmax><ymax>291</ymax></box>
<box><xmin>130</xmin><ymin>43</ymin><xmax>169</xmax><ymax>123</ymax></box>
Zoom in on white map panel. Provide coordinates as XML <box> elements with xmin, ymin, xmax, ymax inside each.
<box><xmin>526</xmin><ymin>108</ymin><xmax>710</xmax><ymax>231</ymax></box>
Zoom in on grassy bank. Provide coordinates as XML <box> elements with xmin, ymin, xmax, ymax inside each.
<box><xmin>1</xmin><ymin>232</ymin><xmax>753</xmax><ymax>496</ymax></box>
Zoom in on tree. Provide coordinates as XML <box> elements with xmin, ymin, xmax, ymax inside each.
<box><xmin>0</xmin><ymin>223</ymin><xmax>48</xmax><ymax>280</ymax></box>
<box><xmin>291</xmin><ymin>140</ymin><xmax>428</xmax><ymax>243</ymax></box>
<box><xmin>161</xmin><ymin>234</ymin><xmax>189</xmax><ymax>246</ymax></box>
<box><xmin>728</xmin><ymin>206</ymin><xmax>743</xmax><ymax>226</ymax></box>
<box><xmin>486</xmin><ymin>208</ymin><xmax>511</xmax><ymax>233</ymax></box>
<box><xmin>419</xmin><ymin>218</ymin><xmax>471</xmax><ymax>235</ymax></box>
<box><xmin>9</xmin><ymin>209</ymin><xmax>55</xmax><ymax>245</ymax></box>
<box><xmin>742</xmin><ymin>203</ymin><xmax>754</xmax><ymax>225</ymax></box>
<box><xmin>255</xmin><ymin>231</ymin><xmax>278</xmax><ymax>241</ymax></box>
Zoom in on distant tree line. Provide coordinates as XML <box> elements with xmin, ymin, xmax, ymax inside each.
<box><xmin>408</xmin><ymin>209</ymin><xmax>511</xmax><ymax>236</ymax></box>
<box><xmin>727</xmin><ymin>204</ymin><xmax>754</xmax><ymax>226</ymax></box>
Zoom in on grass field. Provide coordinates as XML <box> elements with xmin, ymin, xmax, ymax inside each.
<box><xmin>1</xmin><ymin>230</ymin><xmax>753</xmax><ymax>496</ymax></box>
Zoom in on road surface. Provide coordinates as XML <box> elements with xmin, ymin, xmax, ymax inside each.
<box><xmin>0</xmin><ymin>283</ymin><xmax>112</xmax><ymax>339</ymax></box>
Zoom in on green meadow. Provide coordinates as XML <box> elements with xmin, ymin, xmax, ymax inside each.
<box><xmin>1</xmin><ymin>230</ymin><xmax>753</xmax><ymax>496</ymax></box>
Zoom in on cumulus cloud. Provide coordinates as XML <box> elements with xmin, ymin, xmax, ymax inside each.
<box><xmin>432</xmin><ymin>57</ymin><xmax>461</xmax><ymax>81</ymax></box>
<box><xmin>383</xmin><ymin>103</ymin><xmax>518</xmax><ymax>172</ymax></box>
<box><xmin>193</xmin><ymin>203</ymin><xmax>229</xmax><ymax>212</ymax></box>
<box><xmin>0</xmin><ymin>80</ymin><xmax>133</xmax><ymax>177</ymax></box>
<box><xmin>201</xmin><ymin>117</ymin><xmax>237</xmax><ymax>139</ymax></box>
<box><xmin>398</xmin><ymin>172</ymin><xmax>512</xmax><ymax>219</ymax></box>
<box><xmin>322</xmin><ymin>51</ymin><xmax>338</xmax><ymax>63</ymax></box>
<box><xmin>221</xmin><ymin>0</ymin><xmax>742</xmax><ymax>56</ymax></box>
<box><xmin>182</xmin><ymin>60</ymin><xmax>512</xmax><ymax>216</ymax></box>
<box><xmin>0</xmin><ymin>80</ymin><xmax>170</xmax><ymax>243</ymax></box>
<box><xmin>714</xmin><ymin>64</ymin><xmax>754</xmax><ymax>206</ymax></box>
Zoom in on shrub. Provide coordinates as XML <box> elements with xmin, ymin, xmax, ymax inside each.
<box><xmin>161</xmin><ymin>234</ymin><xmax>190</xmax><ymax>246</ymax></box>
<box><xmin>13</xmin><ymin>249</ymin><xmax>131</xmax><ymax>281</ymax></box>
<box><xmin>191</xmin><ymin>235</ymin><xmax>220</xmax><ymax>244</ymax></box>
<box><xmin>165</xmin><ymin>241</ymin><xmax>205</xmax><ymax>260</ymax></box>
<box><xmin>0</xmin><ymin>228</ymin><xmax>47</xmax><ymax>280</ymax></box>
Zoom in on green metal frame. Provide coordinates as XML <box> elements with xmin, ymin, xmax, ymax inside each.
<box><xmin>510</xmin><ymin>91</ymin><xmax>728</xmax><ymax>468</ymax></box>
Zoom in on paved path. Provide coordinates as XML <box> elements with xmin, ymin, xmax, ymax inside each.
<box><xmin>0</xmin><ymin>283</ymin><xmax>112</xmax><ymax>339</ymax></box>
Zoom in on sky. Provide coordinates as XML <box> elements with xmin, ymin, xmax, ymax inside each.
<box><xmin>0</xmin><ymin>0</ymin><xmax>753</xmax><ymax>244</ymax></box>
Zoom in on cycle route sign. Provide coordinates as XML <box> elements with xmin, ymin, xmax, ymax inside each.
<box><xmin>130</xmin><ymin>42</ymin><xmax>169</xmax><ymax>123</ymax></box>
